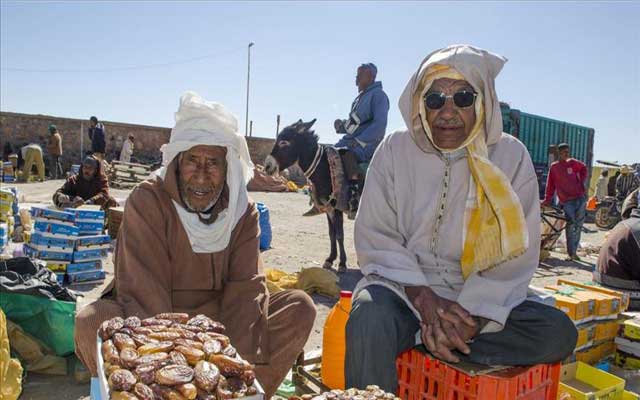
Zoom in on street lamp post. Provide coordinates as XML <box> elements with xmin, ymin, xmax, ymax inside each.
<box><xmin>245</xmin><ymin>42</ymin><xmax>254</xmax><ymax>137</ymax></box>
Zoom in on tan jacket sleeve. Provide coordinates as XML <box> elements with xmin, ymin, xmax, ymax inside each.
<box><xmin>219</xmin><ymin>203</ymin><xmax>270</xmax><ymax>365</ymax></box>
<box><xmin>114</xmin><ymin>185</ymin><xmax>173</xmax><ymax>318</ymax></box>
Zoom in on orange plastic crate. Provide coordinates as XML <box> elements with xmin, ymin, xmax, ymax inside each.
<box><xmin>396</xmin><ymin>349</ymin><xmax>561</xmax><ymax>400</ymax></box>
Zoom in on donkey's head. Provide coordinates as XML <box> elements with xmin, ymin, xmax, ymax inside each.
<box><xmin>265</xmin><ymin>119</ymin><xmax>318</xmax><ymax>175</ymax></box>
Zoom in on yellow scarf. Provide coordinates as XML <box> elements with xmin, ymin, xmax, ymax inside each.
<box><xmin>412</xmin><ymin>65</ymin><xmax>528</xmax><ymax>279</ymax></box>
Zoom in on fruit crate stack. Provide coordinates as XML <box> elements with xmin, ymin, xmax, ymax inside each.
<box><xmin>109</xmin><ymin>160</ymin><xmax>151</xmax><ymax>189</ymax></box>
<box><xmin>25</xmin><ymin>207</ymin><xmax>79</xmax><ymax>284</ymax></box>
<box><xmin>2</xmin><ymin>161</ymin><xmax>15</xmax><ymax>183</ymax></box>
<box><xmin>615</xmin><ymin>312</ymin><xmax>640</xmax><ymax>370</ymax></box>
<box><xmin>0</xmin><ymin>187</ymin><xmax>18</xmax><ymax>241</ymax></box>
<box><xmin>543</xmin><ymin>279</ymin><xmax>628</xmax><ymax>366</ymax></box>
<box><xmin>66</xmin><ymin>206</ymin><xmax>105</xmax><ymax>236</ymax></box>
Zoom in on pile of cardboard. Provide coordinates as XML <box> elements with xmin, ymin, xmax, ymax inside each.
<box><xmin>2</xmin><ymin>161</ymin><xmax>15</xmax><ymax>183</ymax></box>
<box><xmin>24</xmin><ymin>206</ymin><xmax>109</xmax><ymax>284</ymax></box>
<box><xmin>615</xmin><ymin>312</ymin><xmax>640</xmax><ymax>370</ymax></box>
<box><xmin>544</xmin><ymin>279</ymin><xmax>628</xmax><ymax>365</ymax></box>
<box><xmin>0</xmin><ymin>187</ymin><xmax>19</xmax><ymax>243</ymax></box>
<box><xmin>108</xmin><ymin>160</ymin><xmax>151</xmax><ymax>189</ymax></box>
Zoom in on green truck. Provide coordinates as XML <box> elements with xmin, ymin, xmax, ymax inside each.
<box><xmin>501</xmin><ymin>103</ymin><xmax>595</xmax><ymax>198</ymax></box>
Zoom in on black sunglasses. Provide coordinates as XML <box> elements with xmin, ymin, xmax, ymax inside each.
<box><xmin>424</xmin><ymin>90</ymin><xmax>477</xmax><ymax>110</ymax></box>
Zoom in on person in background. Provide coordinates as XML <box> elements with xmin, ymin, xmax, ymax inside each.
<box><xmin>46</xmin><ymin>124</ymin><xmax>63</xmax><ymax>179</ymax></box>
<box><xmin>119</xmin><ymin>134</ymin><xmax>135</xmax><ymax>163</ymax></box>
<box><xmin>595</xmin><ymin>188</ymin><xmax>640</xmax><ymax>309</ymax></box>
<box><xmin>19</xmin><ymin>143</ymin><xmax>45</xmax><ymax>182</ymax></box>
<box><xmin>594</xmin><ymin>169</ymin><xmax>609</xmax><ymax>201</ymax></box>
<box><xmin>615</xmin><ymin>165</ymin><xmax>640</xmax><ymax>202</ymax></box>
<box><xmin>52</xmin><ymin>155</ymin><xmax>118</xmax><ymax>210</ymax></box>
<box><xmin>542</xmin><ymin>143</ymin><xmax>588</xmax><ymax>261</ymax></box>
<box><xmin>87</xmin><ymin>116</ymin><xmax>106</xmax><ymax>161</ymax></box>
<box><xmin>608</xmin><ymin>169</ymin><xmax>620</xmax><ymax>197</ymax></box>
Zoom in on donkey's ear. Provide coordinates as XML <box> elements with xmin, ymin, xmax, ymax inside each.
<box><xmin>305</xmin><ymin>119</ymin><xmax>317</xmax><ymax>129</ymax></box>
<box><xmin>296</xmin><ymin>118</ymin><xmax>316</xmax><ymax>133</ymax></box>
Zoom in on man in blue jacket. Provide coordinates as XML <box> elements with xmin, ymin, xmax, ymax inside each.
<box><xmin>335</xmin><ymin>63</ymin><xmax>390</xmax><ymax>214</ymax></box>
<box><xmin>87</xmin><ymin>116</ymin><xmax>106</xmax><ymax>161</ymax></box>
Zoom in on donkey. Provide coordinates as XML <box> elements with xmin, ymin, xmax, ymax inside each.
<box><xmin>264</xmin><ymin>119</ymin><xmax>348</xmax><ymax>273</ymax></box>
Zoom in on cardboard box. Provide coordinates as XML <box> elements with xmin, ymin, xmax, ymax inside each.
<box><xmin>75</xmin><ymin>235</ymin><xmax>110</xmax><ymax>249</ymax></box>
<box><xmin>75</xmin><ymin>221</ymin><xmax>104</xmax><ymax>233</ymax></box>
<box><xmin>557</xmin><ymin>279</ymin><xmax>629</xmax><ymax>312</ymax></box>
<box><xmin>621</xmin><ymin>318</ymin><xmax>640</xmax><ymax>340</ymax></box>
<box><xmin>66</xmin><ymin>269</ymin><xmax>105</xmax><ymax>284</ymax></box>
<box><xmin>552</xmin><ymin>293</ymin><xmax>595</xmax><ymax>324</ymax></box>
<box><xmin>46</xmin><ymin>261</ymin><xmax>69</xmax><ymax>272</ymax></box>
<box><xmin>67</xmin><ymin>260</ymin><xmax>102</xmax><ymax>274</ymax></box>
<box><xmin>24</xmin><ymin>244</ymin><xmax>73</xmax><ymax>262</ymax></box>
<box><xmin>33</xmin><ymin>221</ymin><xmax>79</xmax><ymax>237</ymax></box>
<box><xmin>31</xmin><ymin>207</ymin><xmax>76</xmax><ymax>224</ymax></box>
<box><xmin>594</xmin><ymin>320</ymin><xmax>620</xmax><ymax>342</ymax></box>
<box><xmin>65</xmin><ymin>207</ymin><xmax>105</xmax><ymax>221</ymax></box>
<box><xmin>30</xmin><ymin>232</ymin><xmax>76</xmax><ymax>250</ymax></box>
<box><xmin>73</xmin><ymin>248</ymin><xmax>108</xmax><ymax>262</ymax></box>
<box><xmin>575</xmin><ymin>324</ymin><xmax>596</xmax><ymax>350</ymax></box>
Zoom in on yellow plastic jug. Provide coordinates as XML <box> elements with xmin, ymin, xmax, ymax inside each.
<box><xmin>321</xmin><ymin>290</ymin><xmax>352</xmax><ymax>389</ymax></box>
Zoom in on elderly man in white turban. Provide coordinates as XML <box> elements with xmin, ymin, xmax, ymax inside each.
<box><xmin>345</xmin><ymin>45</ymin><xmax>577</xmax><ymax>392</ymax></box>
<box><xmin>74</xmin><ymin>92</ymin><xmax>316</xmax><ymax>397</ymax></box>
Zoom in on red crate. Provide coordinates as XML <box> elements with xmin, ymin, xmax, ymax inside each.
<box><xmin>396</xmin><ymin>349</ymin><xmax>561</xmax><ymax>400</ymax></box>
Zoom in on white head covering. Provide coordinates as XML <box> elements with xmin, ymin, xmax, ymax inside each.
<box><xmin>157</xmin><ymin>91</ymin><xmax>254</xmax><ymax>253</ymax></box>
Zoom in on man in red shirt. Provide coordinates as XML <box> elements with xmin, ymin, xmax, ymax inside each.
<box><xmin>542</xmin><ymin>143</ymin><xmax>588</xmax><ymax>260</ymax></box>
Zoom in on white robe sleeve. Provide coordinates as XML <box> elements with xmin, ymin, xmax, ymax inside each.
<box><xmin>354</xmin><ymin>138</ymin><xmax>429</xmax><ymax>287</ymax></box>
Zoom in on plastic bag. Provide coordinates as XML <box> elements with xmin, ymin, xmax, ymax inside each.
<box><xmin>0</xmin><ymin>292</ymin><xmax>76</xmax><ymax>356</ymax></box>
<box><xmin>0</xmin><ymin>309</ymin><xmax>23</xmax><ymax>400</ymax></box>
<box><xmin>7</xmin><ymin>318</ymin><xmax>67</xmax><ymax>375</ymax></box>
<box><xmin>296</xmin><ymin>267</ymin><xmax>340</xmax><ymax>298</ymax></box>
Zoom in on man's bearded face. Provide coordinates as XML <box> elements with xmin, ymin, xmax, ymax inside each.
<box><xmin>82</xmin><ymin>163</ymin><xmax>96</xmax><ymax>181</ymax></box>
<box><xmin>178</xmin><ymin>145</ymin><xmax>227</xmax><ymax>213</ymax></box>
<box><xmin>426</xmin><ymin>78</ymin><xmax>477</xmax><ymax>150</ymax></box>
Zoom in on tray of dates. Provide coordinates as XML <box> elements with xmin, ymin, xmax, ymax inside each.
<box><xmin>291</xmin><ymin>386</ymin><xmax>401</xmax><ymax>400</ymax></box>
<box><xmin>96</xmin><ymin>313</ymin><xmax>263</xmax><ymax>400</ymax></box>
<box><xmin>290</xmin><ymin>386</ymin><xmax>401</xmax><ymax>400</ymax></box>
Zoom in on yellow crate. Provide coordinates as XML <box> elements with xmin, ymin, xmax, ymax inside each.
<box><xmin>559</xmin><ymin>362</ymin><xmax>625</xmax><ymax>400</ymax></box>
<box><xmin>558</xmin><ymin>279</ymin><xmax>629</xmax><ymax>313</ymax></box>
<box><xmin>551</xmin><ymin>292</ymin><xmax>594</xmax><ymax>324</ymax></box>
<box><xmin>550</xmin><ymin>284</ymin><xmax>621</xmax><ymax>320</ymax></box>
<box><xmin>622</xmin><ymin>318</ymin><xmax>640</xmax><ymax>341</ymax></box>
<box><xmin>623</xmin><ymin>391</ymin><xmax>639</xmax><ymax>400</ymax></box>
<box><xmin>576</xmin><ymin>324</ymin><xmax>596</xmax><ymax>349</ymax></box>
<box><xmin>595</xmin><ymin>320</ymin><xmax>620</xmax><ymax>342</ymax></box>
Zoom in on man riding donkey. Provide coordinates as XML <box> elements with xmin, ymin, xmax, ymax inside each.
<box><xmin>345</xmin><ymin>45</ymin><xmax>577</xmax><ymax>392</ymax></box>
<box><xmin>305</xmin><ymin>63</ymin><xmax>390</xmax><ymax>218</ymax></box>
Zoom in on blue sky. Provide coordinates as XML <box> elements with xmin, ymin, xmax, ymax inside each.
<box><xmin>1</xmin><ymin>1</ymin><xmax>638</xmax><ymax>164</ymax></box>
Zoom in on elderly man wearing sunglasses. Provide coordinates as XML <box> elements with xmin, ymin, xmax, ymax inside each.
<box><xmin>345</xmin><ymin>45</ymin><xmax>577</xmax><ymax>392</ymax></box>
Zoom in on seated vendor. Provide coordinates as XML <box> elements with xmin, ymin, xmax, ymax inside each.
<box><xmin>595</xmin><ymin>188</ymin><xmax>640</xmax><ymax>300</ymax></box>
<box><xmin>74</xmin><ymin>92</ymin><xmax>315</xmax><ymax>398</ymax></box>
<box><xmin>52</xmin><ymin>155</ymin><xmax>118</xmax><ymax>210</ymax></box>
<box><xmin>345</xmin><ymin>45</ymin><xmax>577</xmax><ymax>392</ymax></box>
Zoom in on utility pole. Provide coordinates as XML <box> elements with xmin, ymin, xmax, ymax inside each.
<box><xmin>276</xmin><ymin>114</ymin><xmax>280</xmax><ymax>138</ymax></box>
<box><xmin>245</xmin><ymin>42</ymin><xmax>254</xmax><ymax>137</ymax></box>
<box><xmin>249</xmin><ymin>121</ymin><xmax>253</xmax><ymax>137</ymax></box>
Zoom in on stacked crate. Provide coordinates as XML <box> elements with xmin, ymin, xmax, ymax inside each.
<box><xmin>66</xmin><ymin>234</ymin><xmax>109</xmax><ymax>283</ymax></box>
<box><xmin>25</xmin><ymin>207</ymin><xmax>78</xmax><ymax>284</ymax></box>
<box><xmin>615</xmin><ymin>313</ymin><xmax>640</xmax><ymax>370</ymax></box>
<box><xmin>109</xmin><ymin>160</ymin><xmax>151</xmax><ymax>189</ymax></box>
<box><xmin>0</xmin><ymin>222</ymin><xmax>7</xmax><ymax>253</ymax></box>
<box><xmin>0</xmin><ymin>188</ymin><xmax>17</xmax><ymax>240</ymax></box>
<box><xmin>67</xmin><ymin>207</ymin><xmax>105</xmax><ymax>236</ymax></box>
<box><xmin>544</xmin><ymin>279</ymin><xmax>627</xmax><ymax>365</ymax></box>
<box><xmin>2</xmin><ymin>161</ymin><xmax>15</xmax><ymax>183</ymax></box>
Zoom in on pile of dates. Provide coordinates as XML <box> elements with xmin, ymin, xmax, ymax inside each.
<box><xmin>99</xmin><ymin>313</ymin><xmax>258</xmax><ymax>400</ymax></box>
<box><xmin>291</xmin><ymin>386</ymin><xmax>401</xmax><ymax>400</ymax></box>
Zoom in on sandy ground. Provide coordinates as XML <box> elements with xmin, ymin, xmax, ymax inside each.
<box><xmin>6</xmin><ymin>180</ymin><xmax>635</xmax><ymax>399</ymax></box>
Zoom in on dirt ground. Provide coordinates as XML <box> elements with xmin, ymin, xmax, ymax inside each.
<box><xmin>6</xmin><ymin>179</ymin><xmax>634</xmax><ymax>399</ymax></box>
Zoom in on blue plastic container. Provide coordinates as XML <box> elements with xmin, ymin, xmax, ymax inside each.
<box><xmin>256</xmin><ymin>202</ymin><xmax>272</xmax><ymax>251</ymax></box>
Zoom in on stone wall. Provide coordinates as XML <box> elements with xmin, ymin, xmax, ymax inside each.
<box><xmin>0</xmin><ymin>111</ymin><xmax>275</xmax><ymax>172</ymax></box>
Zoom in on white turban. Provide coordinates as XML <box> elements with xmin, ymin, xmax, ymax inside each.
<box><xmin>157</xmin><ymin>91</ymin><xmax>255</xmax><ymax>253</ymax></box>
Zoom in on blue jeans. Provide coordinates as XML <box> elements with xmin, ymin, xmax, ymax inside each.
<box><xmin>562</xmin><ymin>196</ymin><xmax>586</xmax><ymax>256</ymax></box>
